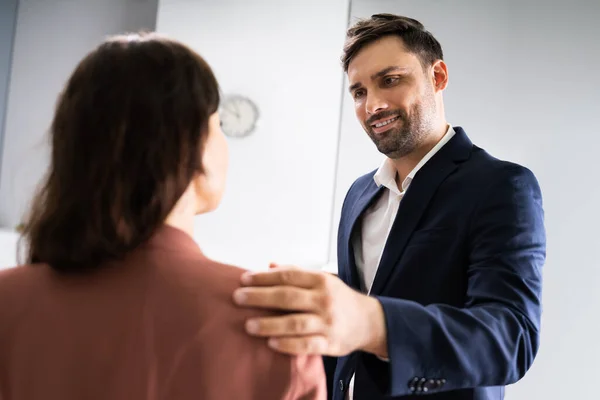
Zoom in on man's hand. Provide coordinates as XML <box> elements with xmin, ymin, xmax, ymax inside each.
<box><xmin>232</xmin><ymin>264</ymin><xmax>388</xmax><ymax>357</ymax></box>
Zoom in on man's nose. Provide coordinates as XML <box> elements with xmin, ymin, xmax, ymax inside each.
<box><xmin>365</xmin><ymin>93</ymin><xmax>389</xmax><ymax>115</ymax></box>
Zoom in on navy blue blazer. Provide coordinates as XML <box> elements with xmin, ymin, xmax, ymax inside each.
<box><xmin>325</xmin><ymin>127</ymin><xmax>545</xmax><ymax>400</ymax></box>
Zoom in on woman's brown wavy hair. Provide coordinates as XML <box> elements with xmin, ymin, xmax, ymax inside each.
<box><xmin>20</xmin><ymin>33</ymin><xmax>220</xmax><ymax>273</ymax></box>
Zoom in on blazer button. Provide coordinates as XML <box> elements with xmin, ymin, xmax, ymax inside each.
<box><xmin>428</xmin><ymin>378</ymin><xmax>446</xmax><ymax>390</ymax></box>
<box><xmin>339</xmin><ymin>380</ymin><xmax>344</xmax><ymax>392</ymax></box>
<box><xmin>423</xmin><ymin>379</ymin><xmax>437</xmax><ymax>391</ymax></box>
<box><xmin>408</xmin><ymin>377</ymin><xmax>420</xmax><ymax>392</ymax></box>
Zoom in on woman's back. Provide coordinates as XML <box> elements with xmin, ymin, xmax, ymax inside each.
<box><xmin>0</xmin><ymin>226</ymin><xmax>325</xmax><ymax>399</ymax></box>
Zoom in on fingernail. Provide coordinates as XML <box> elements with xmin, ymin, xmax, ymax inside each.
<box><xmin>240</xmin><ymin>273</ymin><xmax>252</xmax><ymax>285</ymax></box>
<box><xmin>246</xmin><ymin>319</ymin><xmax>259</xmax><ymax>333</ymax></box>
<box><xmin>233</xmin><ymin>290</ymin><xmax>246</xmax><ymax>304</ymax></box>
<box><xmin>268</xmin><ymin>338</ymin><xmax>278</xmax><ymax>349</ymax></box>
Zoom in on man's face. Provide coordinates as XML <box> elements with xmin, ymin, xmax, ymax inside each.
<box><xmin>347</xmin><ymin>36</ymin><xmax>438</xmax><ymax>159</ymax></box>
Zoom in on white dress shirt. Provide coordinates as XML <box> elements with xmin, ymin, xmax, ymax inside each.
<box><xmin>346</xmin><ymin>125</ymin><xmax>456</xmax><ymax>400</ymax></box>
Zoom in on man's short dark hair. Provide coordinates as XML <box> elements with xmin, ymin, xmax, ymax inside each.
<box><xmin>341</xmin><ymin>13</ymin><xmax>444</xmax><ymax>71</ymax></box>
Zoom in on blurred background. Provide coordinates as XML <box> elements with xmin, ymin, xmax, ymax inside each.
<box><xmin>0</xmin><ymin>0</ymin><xmax>599</xmax><ymax>398</ymax></box>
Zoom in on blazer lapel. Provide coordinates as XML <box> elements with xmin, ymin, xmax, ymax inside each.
<box><xmin>368</xmin><ymin>128</ymin><xmax>472</xmax><ymax>295</ymax></box>
<box><xmin>339</xmin><ymin>179</ymin><xmax>383</xmax><ymax>290</ymax></box>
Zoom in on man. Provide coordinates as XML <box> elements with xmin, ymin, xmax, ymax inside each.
<box><xmin>233</xmin><ymin>14</ymin><xmax>545</xmax><ymax>400</ymax></box>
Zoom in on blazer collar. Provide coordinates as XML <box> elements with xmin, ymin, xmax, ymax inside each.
<box><xmin>344</xmin><ymin>127</ymin><xmax>472</xmax><ymax>294</ymax></box>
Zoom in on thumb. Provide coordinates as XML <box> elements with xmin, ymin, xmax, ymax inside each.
<box><xmin>269</xmin><ymin>262</ymin><xmax>300</xmax><ymax>270</ymax></box>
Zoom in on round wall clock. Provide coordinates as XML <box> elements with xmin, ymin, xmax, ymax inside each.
<box><xmin>219</xmin><ymin>95</ymin><xmax>259</xmax><ymax>138</ymax></box>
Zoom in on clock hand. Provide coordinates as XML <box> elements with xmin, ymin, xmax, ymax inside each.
<box><xmin>223</xmin><ymin>104</ymin><xmax>240</xmax><ymax>119</ymax></box>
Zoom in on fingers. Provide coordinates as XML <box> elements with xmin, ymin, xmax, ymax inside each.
<box><xmin>269</xmin><ymin>263</ymin><xmax>299</xmax><ymax>270</ymax></box>
<box><xmin>233</xmin><ymin>286</ymin><xmax>320</xmax><ymax>312</ymax></box>
<box><xmin>245</xmin><ymin>314</ymin><xmax>326</xmax><ymax>337</ymax></box>
<box><xmin>241</xmin><ymin>269</ymin><xmax>326</xmax><ymax>289</ymax></box>
<box><xmin>267</xmin><ymin>335</ymin><xmax>329</xmax><ymax>356</ymax></box>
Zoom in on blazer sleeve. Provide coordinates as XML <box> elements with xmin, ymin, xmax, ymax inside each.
<box><xmin>375</xmin><ymin>164</ymin><xmax>546</xmax><ymax>397</ymax></box>
<box><xmin>284</xmin><ymin>354</ymin><xmax>327</xmax><ymax>400</ymax></box>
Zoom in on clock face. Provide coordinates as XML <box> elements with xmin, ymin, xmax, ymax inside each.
<box><xmin>219</xmin><ymin>95</ymin><xmax>259</xmax><ymax>138</ymax></box>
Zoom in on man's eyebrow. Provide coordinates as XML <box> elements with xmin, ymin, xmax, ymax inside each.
<box><xmin>348</xmin><ymin>66</ymin><xmax>409</xmax><ymax>93</ymax></box>
<box><xmin>349</xmin><ymin>82</ymin><xmax>363</xmax><ymax>93</ymax></box>
<box><xmin>370</xmin><ymin>65</ymin><xmax>407</xmax><ymax>80</ymax></box>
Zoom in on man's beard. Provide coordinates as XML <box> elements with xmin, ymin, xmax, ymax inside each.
<box><xmin>364</xmin><ymin>94</ymin><xmax>436</xmax><ymax>159</ymax></box>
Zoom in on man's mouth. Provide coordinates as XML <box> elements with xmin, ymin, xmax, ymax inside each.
<box><xmin>371</xmin><ymin>116</ymin><xmax>399</xmax><ymax>128</ymax></box>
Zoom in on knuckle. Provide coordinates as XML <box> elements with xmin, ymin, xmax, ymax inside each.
<box><xmin>300</xmin><ymin>339</ymin><xmax>312</xmax><ymax>353</ymax></box>
<box><xmin>314</xmin><ymin>273</ymin><xmax>327</xmax><ymax>287</ymax></box>
<box><xmin>279</xmin><ymin>288</ymin><xmax>297</xmax><ymax>304</ymax></box>
<box><xmin>323</xmin><ymin>314</ymin><xmax>334</xmax><ymax>328</ymax></box>
<box><xmin>288</xmin><ymin>317</ymin><xmax>306</xmax><ymax>332</ymax></box>
<box><xmin>317</xmin><ymin>292</ymin><xmax>334</xmax><ymax>311</ymax></box>
<box><xmin>279</xmin><ymin>270</ymin><xmax>295</xmax><ymax>285</ymax></box>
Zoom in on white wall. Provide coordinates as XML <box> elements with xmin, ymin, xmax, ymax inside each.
<box><xmin>0</xmin><ymin>0</ymin><xmax>18</xmax><ymax>165</ymax></box>
<box><xmin>156</xmin><ymin>0</ymin><xmax>349</xmax><ymax>270</ymax></box>
<box><xmin>0</xmin><ymin>229</ymin><xmax>19</xmax><ymax>270</ymax></box>
<box><xmin>0</xmin><ymin>0</ymin><xmax>159</xmax><ymax>266</ymax></box>
<box><xmin>331</xmin><ymin>0</ymin><xmax>600</xmax><ymax>399</ymax></box>
<box><xmin>0</xmin><ymin>229</ymin><xmax>19</xmax><ymax>269</ymax></box>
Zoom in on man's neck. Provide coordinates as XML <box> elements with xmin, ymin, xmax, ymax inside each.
<box><xmin>392</xmin><ymin>122</ymin><xmax>449</xmax><ymax>187</ymax></box>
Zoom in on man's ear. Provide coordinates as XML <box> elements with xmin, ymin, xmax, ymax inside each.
<box><xmin>432</xmin><ymin>60</ymin><xmax>449</xmax><ymax>91</ymax></box>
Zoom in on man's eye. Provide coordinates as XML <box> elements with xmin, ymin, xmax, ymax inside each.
<box><xmin>384</xmin><ymin>76</ymin><xmax>399</xmax><ymax>85</ymax></box>
<box><xmin>354</xmin><ymin>90</ymin><xmax>365</xmax><ymax>99</ymax></box>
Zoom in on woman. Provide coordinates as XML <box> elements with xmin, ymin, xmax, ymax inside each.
<box><xmin>0</xmin><ymin>33</ymin><xmax>325</xmax><ymax>400</ymax></box>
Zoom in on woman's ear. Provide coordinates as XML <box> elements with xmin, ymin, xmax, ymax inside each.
<box><xmin>193</xmin><ymin>112</ymin><xmax>229</xmax><ymax>215</ymax></box>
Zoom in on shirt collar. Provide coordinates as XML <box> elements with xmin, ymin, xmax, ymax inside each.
<box><xmin>373</xmin><ymin>125</ymin><xmax>456</xmax><ymax>195</ymax></box>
